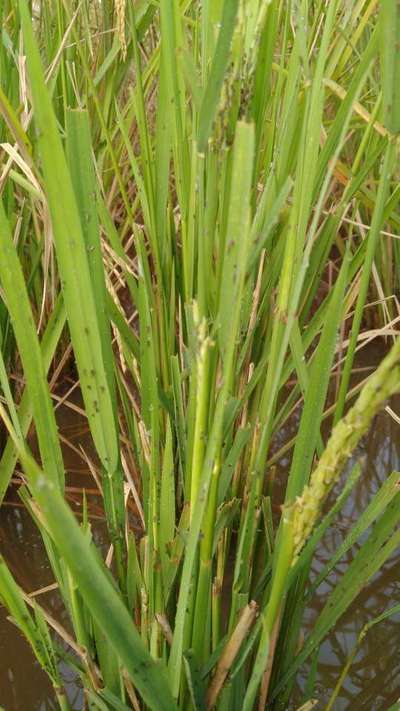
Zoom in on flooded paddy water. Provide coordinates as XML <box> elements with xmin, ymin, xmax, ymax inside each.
<box><xmin>1</xmin><ymin>350</ymin><xmax>400</xmax><ymax>710</ymax></box>
<box><xmin>296</xmin><ymin>395</ymin><xmax>400</xmax><ymax>709</ymax></box>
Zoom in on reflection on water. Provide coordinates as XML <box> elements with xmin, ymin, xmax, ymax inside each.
<box><xmin>0</xmin><ymin>399</ymin><xmax>93</xmax><ymax>711</ymax></box>
<box><xmin>1</xmin><ymin>371</ymin><xmax>400</xmax><ymax>709</ymax></box>
<box><xmin>296</xmin><ymin>396</ymin><xmax>400</xmax><ymax>710</ymax></box>
<box><xmin>0</xmin><ymin>503</ymin><xmax>82</xmax><ymax>710</ymax></box>
<box><xmin>0</xmin><ymin>505</ymin><xmax>57</xmax><ymax>711</ymax></box>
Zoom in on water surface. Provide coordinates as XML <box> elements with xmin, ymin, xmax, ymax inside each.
<box><xmin>1</xmin><ymin>361</ymin><xmax>400</xmax><ymax>709</ymax></box>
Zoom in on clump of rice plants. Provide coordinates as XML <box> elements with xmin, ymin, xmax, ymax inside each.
<box><xmin>0</xmin><ymin>0</ymin><xmax>399</xmax><ymax>709</ymax></box>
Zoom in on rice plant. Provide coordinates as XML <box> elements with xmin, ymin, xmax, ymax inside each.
<box><xmin>0</xmin><ymin>0</ymin><xmax>399</xmax><ymax>709</ymax></box>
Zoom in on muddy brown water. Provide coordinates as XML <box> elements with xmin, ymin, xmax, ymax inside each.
<box><xmin>1</xmin><ymin>360</ymin><xmax>400</xmax><ymax>709</ymax></box>
<box><xmin>293</xmin><ymin>396</ymin><xmax>400</xmax><ymax>710</ymax></box>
